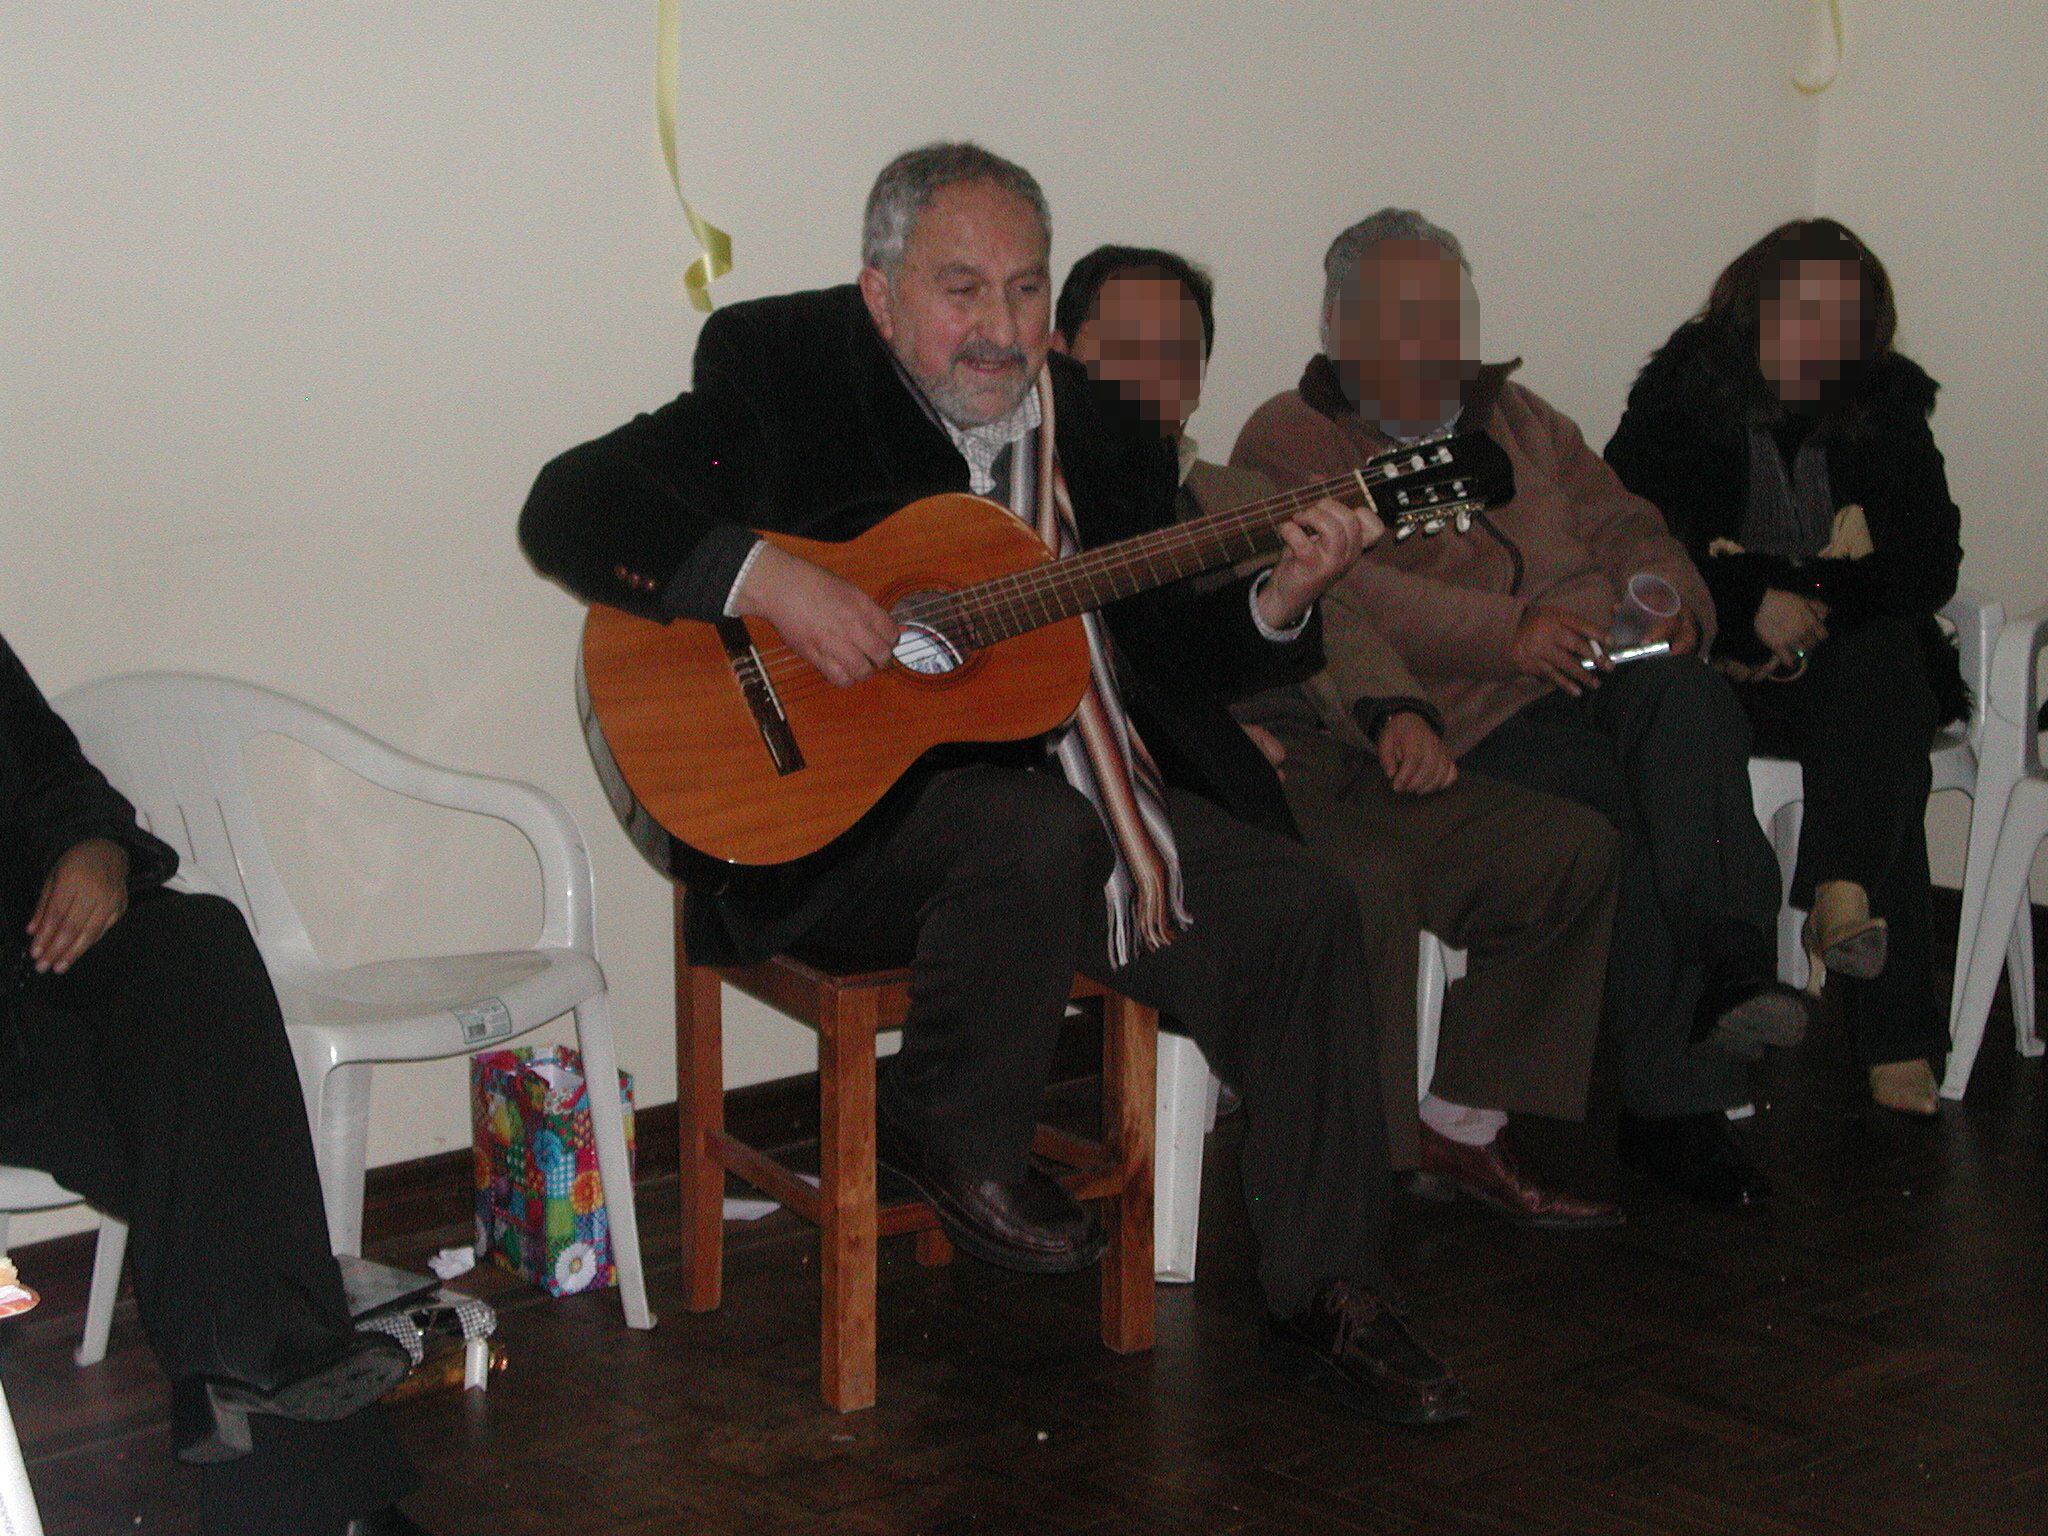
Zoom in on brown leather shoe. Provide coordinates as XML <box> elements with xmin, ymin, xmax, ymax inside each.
<box><xmin>1263</xmin><ymin>1280</ymin><xmax>1469</xmax><ymax>1427</ymax></box>
<box><xmin>877</xmin><ymin>1116</ymin><xmax>1105</xmax><ymax>1275</ymax></box>
<box><xmin>1412</xmin><ymin>1125</ymin><xmax>1625</xmax><ymax>1230</ymax></box>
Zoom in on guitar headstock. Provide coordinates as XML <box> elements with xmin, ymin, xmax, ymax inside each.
<box><xmin>1366</xmin><ymin>433</ymin><xmax>1515</xmax><ymax>541</ymax></box>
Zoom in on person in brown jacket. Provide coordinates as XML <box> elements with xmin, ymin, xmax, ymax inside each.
<box><xmin>1057</xmin><ymin>243</ymin><xmax>1623</xmax><ymax>1228</ymax></box>
<box><xmin>1232</xmin><ymin>211</ymin><xmax>1806</xmax><ymax>1209</ymax></box>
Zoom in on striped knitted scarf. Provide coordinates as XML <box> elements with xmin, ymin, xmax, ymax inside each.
<box><xmin>1024</xmin><ymin>371</ymin><xmax>1190</xmax><ymax>964</ymax></box>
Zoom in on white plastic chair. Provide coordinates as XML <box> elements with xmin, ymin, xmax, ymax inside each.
<box><xmin>1745</xmin><ymin>592</ymin><xmax>2030</xmax><ymax>1015</ymax></box>
<box><xmin>52</xmin><ymin>674</ymin><xmax>653</xmax><ymax>1331</ymax></box>
<box><xmin>1413</xmin><ymin>931</ymin><xmax>1469</xmax><ymax>1097</ymax></box>
<box><xmin>1154</xmin><ymin>930</ymin><xmax>1464</xmax><ymax>1284</ymax></box>
<box><xmin>0</xmin><ymin>1372</ymin><xmax>45</xmax><ymax>1536</ymax></box>
<box><xmin>1152</xmin><ymin>1031</ymin><xmax>1220</xmax><ymax>1285</ymax></box>
<box><xmin>0</xmin><ymin>1169</ymin><xmax>125</xmax><ymax>1367</ymax></box>
<box><xmin>1943</xmin><ymin>605</ymin><xmax>2048</xmax><ymax>1098</ymax></box>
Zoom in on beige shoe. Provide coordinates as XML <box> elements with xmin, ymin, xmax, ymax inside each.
<box><xmin>1869</xmin><ymin>1059</ymin><xmax>1938</xmax><ymax>1117</ymax></box>
<box><xmin>1802</xmin><ymin>880</ymin><xmax>1888</xmax><ymax>997</ymax></box>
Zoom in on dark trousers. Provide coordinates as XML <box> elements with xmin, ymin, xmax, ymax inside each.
<box><xmin>793</xmin><ymin>763</ymin><xmax>1392</xmax><ymax>1313</ymax></box>
<box><xmin>1459</xmin><ymin>656</ymin><xmax>1783</xmax><ymax>1118</ymax></box>
<box><xmin>1271</xmin><ymin>727</ymin><xmax>1619</xmax><ymax>1168</ymax></box>
<box><xmin>0</xmin><ymin>889</ymin><xmax>415</xmax><ymax>1536</ymax></box>
<box><xmin>1736</xmin><ymin>615</ymin><xmax>1947</xmax><ymax>1067</ymax></box>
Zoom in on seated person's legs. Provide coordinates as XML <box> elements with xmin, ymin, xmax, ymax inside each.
<box><xmin>3</xmin><ymin>888</ymin><xmax>417</xmax><ymax>1536</ymax></box>
<box><xmin>1272</xmin><ymin>724</ymin><xmax>1621</xmax><ymax>1226</ymax></box>
<box><xmin>1742</xmin><ymin>613</ymin><xmax>1948</xmax><ymax>1111</ymax></box>
<box><xmin>791</xmin><ymin>762</ymin><xmax>1118</xmax><ymax>1271</ymax></box>
<box><xmin>801</xmin><ymin>757</ymin><xmax>1467</xmax><ymax>1424</ymax></box>
<box><xmin>1461</xmin><ymin>656</ymin><xmax>1788</xmax><ymax>1206</ymax></box>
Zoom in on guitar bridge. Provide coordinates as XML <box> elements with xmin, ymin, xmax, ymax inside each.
<box><xmin>717</xmin><ymin>619</ymin><xmax>805</xmax><ymax>776</ymax></box>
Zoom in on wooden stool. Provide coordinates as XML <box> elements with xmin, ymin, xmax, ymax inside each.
<box><xmin>675</xmin><ymin>889</ymin><xmax>1156</xmax><ymax>1412</ymax></box>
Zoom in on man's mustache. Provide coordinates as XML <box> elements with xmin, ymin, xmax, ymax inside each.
<box><xmin>953</xmin><ymin>342</ymin><xmax>1026</xmax><ymax>372</ymax></box>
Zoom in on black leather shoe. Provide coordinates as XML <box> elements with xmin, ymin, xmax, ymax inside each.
<box><xmin>1619</xmin><ymin>1110</ymin><xmax>1773</xmax><ymax>1207</ymax></box>
<box><xmin>1263</xmin><ymin>1280</ymin><xmax>1469</xmax><ymax>1426</ymax></box>
<box><xmin>1691</xmin><ymin>925</ymin><xmax>1808</xmax><ymax>1061</ymax></box>
<box><xmin>344</xmin><ymin>1508</ymin><xmax>433</xmax><ymax>1535</ymax></box>
<box><xmin>877</xmin><ymin>1116</ymin><xmax>1106</xmax><ymax>1275</ymax></box>
<box><xmin>174</xmin><ymin>1331</ymin><xmax>413</xmax><ymax>1465</ymax></box>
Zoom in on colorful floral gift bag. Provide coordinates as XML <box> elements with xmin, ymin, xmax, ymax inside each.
<box><xmin>470</xmin><ymin>1046</ymin><xmax>635</xmax><ymax>1296</ymax></box>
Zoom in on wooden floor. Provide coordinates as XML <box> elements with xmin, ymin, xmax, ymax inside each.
<box><xmin>8</xmin><ymin>959</ymin><xmax>2046</xmax><ymax>1535</ymax></box>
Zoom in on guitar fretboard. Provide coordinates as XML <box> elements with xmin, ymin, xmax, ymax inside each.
<box><xmin>938</xmin><ymin>467</ymin><xmax>1388</xmax><ymax>648</ymax></box>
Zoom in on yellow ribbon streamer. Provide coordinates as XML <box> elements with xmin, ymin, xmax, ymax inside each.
<box><xmin>656</xmin><ymin>0</ymin><xmax>733</xmax><ymax>311</ymax></box>
<box><xmin>1794</xmin><ymin>0</ymin><xmax>1846</xmax><ymax>95</ymax></box>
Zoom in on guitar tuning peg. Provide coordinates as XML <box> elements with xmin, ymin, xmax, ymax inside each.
<box><xmin>1454</xmin><ymin>509</ymin><xmax>1474</xmax><ymax>533</ymax></box>
<box><xmin>1393</xmin><ymin>521</ymin><xmax>1418</xmax><ymax>541</ymax></box>
<box><xmin>1423</xmin><ymin>516</ymin><xmax>1448</xmax><ymax>536</ymax></box>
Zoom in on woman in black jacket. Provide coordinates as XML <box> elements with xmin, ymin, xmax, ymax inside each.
<box><xmin>0</xmin><ymin>635</ymin><xmax>426</xmax><ymax>1535</ymax></box>
<box><xmin>1606</xmin><ymin>219</ymin><xmax>1964</xmax><ymax>1118</ymax></box>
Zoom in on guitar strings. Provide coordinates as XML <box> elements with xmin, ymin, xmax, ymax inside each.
<box><xmin>737</xmin><ymin>468</ymin><xmax>1369</xmax><ymax>685</ymax></box>
<box><xmin>740</xmin><ymin>464</ymin><xmax>1458</xmax><ymax>693</ymax></box>
<box><xmin>739</xmin><ymin>465</ymin><xmax>1471</xmax><ymax>697</ymax></box>
<box><xmin>737</xmin><ymin>453</ymin><xmax>1469</xmax><ymax>694</ymax></box>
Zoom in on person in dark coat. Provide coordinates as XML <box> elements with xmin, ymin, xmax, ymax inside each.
<box><xmin>1606</xmin><ymin>217</ymin><xmax>1965</xmax><ymax>1116</ymax></box>
<box><xmin>0</xmin><ymin>635</ymin><xmax>426</xmax><ymax>1536</ymax></box>
<box><xmin>521</xmin><ymin>142</ymin><xmax>1470</xmax><ymax>1426</ymax></box>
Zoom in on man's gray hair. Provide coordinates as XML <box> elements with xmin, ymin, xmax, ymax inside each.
<box><xmin>1321</xmin><ymin>208</ymin><xmax>1470</xmax><ymax>316</ymax></box>
<box><xmin>862</xmin><ymin>141</ymin><xmax>1051</xmax><ymax>275</ymax></box>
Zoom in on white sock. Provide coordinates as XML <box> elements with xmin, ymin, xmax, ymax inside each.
<box><xmin>1419</xmin><ymin>1094</ymin><xmax>1508</xmax><ymax>1148</ymax></box>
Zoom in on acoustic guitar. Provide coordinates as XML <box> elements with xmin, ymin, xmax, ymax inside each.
<box><xmin>580</xmin><ymin>433</ymin><xmax>1513</xmax><ymax>870</ymax></box>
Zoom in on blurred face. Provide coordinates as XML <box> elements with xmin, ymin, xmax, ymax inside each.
<box><xmin>1326</xmin><ymin>239</ymin><xmax>1475</xmax><ymax>439</ymax></box>
<box><xmin>1760</xmin><ymin>258</ymin><xmax>1862</xmax><ymax>404</ymax></box>
<box><xmin>1062</xmin><ymin>273</ymin><xmax>1208</xmax><ymax>438</ymax></box>
<box><xmin>858</xmin><ymin>178</ymin><xmax>1051</xmax><ymax>427</ymax></box>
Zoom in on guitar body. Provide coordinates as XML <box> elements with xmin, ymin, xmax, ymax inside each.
<box><xmin>582</xmin><ymin>493</ymin><xmax>1090</xmax><ymax>868</ymax></box>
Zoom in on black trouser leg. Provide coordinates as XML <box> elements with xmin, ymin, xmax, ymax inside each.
<box><xmin>1740</xmin><ymin>615</ymin><xmax>1947</xmax><ymax>1067</ymax></box>
<box><xmin>1461</xmin><ymin>657</ymin><xmax>1777</xmax><ymax>1116</ymax></box>
<box><xmin>0</xmin><ymin>889</ymin><xmax>414</xmax><ymax>1536</ymax></box>
<box><xmin>1089</xmin><ymin>787</ymin><xmax>1393</xmax><ymax>1313</ymax></box>
<box><xmin>794</xmin><ymin>764</ymin><xmax>1116</xmax><ymax>1184</ymax></box>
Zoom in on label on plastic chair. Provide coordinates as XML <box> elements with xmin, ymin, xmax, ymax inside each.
<box><xmin>453</xmin><ymin>998</ymin><xmax>513</xmax><ymax>1046</ymax></box>
<box><xmin>0</xmin><ymin>1285</ymin><xmax>38</xmax><ymax>1320</ymax></box>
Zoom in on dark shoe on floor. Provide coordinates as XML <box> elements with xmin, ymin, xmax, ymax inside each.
<box><xmin>345</xmin><ymin>1508</ymin><xmax>433</xmax><ymax>1535</ymax></box>
<box><xmin>1411</xmin><ymin>1125</ymin><xmax>1625</xmax><ymax>1230</ymax></box>
<box><xmin>1620</xmin><ymin>1109</ymin><xmax>1773</xmax><ymax>1207</ymax></box>
<box><xmin>1263</xmin><ymin>1279</ymin><xmax>1470</xmax><ymax>1427</ymax></box>
<box><xmin>1691</xmin><ymin>973</ymin><xmax>1809</xmax><ymax>1062</ymax></box>
<box><xmin>877</xmin><ymin>1115</ymin><xmax>1106</xmax><ymax>1275</ymax></box>
<box><xmin>175</xmin><ymin>1331</ymin><xmax>413</xmax><ymax>1465</ymax></box>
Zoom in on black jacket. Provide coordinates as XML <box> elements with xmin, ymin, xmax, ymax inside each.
<box><xmin>520</xmin><ymin>284</ymin><xmax>1317</xmax><ymax>961</ymax></box>
<box><xmin>1</xmin><ymin>637</ymin><xmax>178</xmax><ymax>940</ymax></box>
<box><xmin>1605</xmin><ymin>319</ymin><xmax>1966</xmax><ymax>721</ymax></box>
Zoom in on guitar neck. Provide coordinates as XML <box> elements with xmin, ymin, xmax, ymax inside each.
<box><xmin>954</xmin><ymin>469</ymin><xmax>1370</xmax><ymax>646</ymax></box>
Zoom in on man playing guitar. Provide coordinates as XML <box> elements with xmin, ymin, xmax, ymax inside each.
<box><xmin>520</xmin><ymin>142</ymin><xmax>1466</xmax><ymax>1425</ymax></box>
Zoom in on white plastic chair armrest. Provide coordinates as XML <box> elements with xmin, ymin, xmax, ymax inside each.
<box><xmin>1987</xmin><ymin>605</ymin><xmax>2048</xmax><ymax>743</ymax></box>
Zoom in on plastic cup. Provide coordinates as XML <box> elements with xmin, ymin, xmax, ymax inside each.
<box><xmin>1609</xmin><ymin>572</ymin><xmax>1681</xmax><ymax>649</ymax></box>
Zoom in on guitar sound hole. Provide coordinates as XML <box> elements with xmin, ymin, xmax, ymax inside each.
<box><xmin>893</xmin><ymin>620</ymin><xmax>966</xmax><ymax>676</ymax></box>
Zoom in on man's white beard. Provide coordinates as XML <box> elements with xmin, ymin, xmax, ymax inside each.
<box><xmin>920</xmin><ymin>361</ymin><xmax>1039</xmax><ymax>429</ymax></box>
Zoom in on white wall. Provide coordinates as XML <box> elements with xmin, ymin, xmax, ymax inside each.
<box><xmin>2</xmin><ymin>3</ymin><xmax>1853</xmax><ymax>1242</ymax></box>
<box><xmin>1813</xmin><ymin>0</ymin><xmax>2048</xmax><ymax>897</ymax></box>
